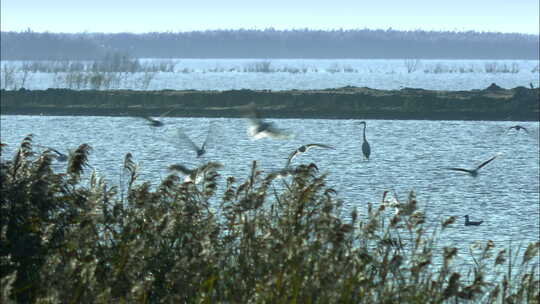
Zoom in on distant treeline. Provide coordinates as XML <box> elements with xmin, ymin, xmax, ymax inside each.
<box><xmin>1</xmin><ymin>29</ymin><xmax>539</xmax><ymax>60</ymax></box>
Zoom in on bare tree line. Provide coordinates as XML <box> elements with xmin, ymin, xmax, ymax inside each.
<box><xmin>2</xmin><ymin>57</ymin><xmax>536</xmax><ymax>91</ymax></box>
<box><xmin>1</xmin><ymin>28</ymin><xmax>538</xmax><ymax>60</ymax></box>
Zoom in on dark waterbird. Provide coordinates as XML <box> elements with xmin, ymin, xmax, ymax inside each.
<box><xmin>464</xmin><ymin>215</ymin><xmax>483</xmax><ymax>226</ymax></box>
<box><xmin>507</xmin><ymin>125</ymin><xmax>529</xmax><ymax>133</ymax></box>
<box><xmin>243</xmin><ymin>103</ymin><xmax>293</xmax><ymax>140</ymax></box>
<box><xmin>286</xmin><ymin>143</ymin><xmax>335</xmax><ymax>167</ymax></box>
<box><xmin>359</xmin><ymin>121</ymin><xmax>371</xmax><ymax>160</ymax></box>
<box><xmin>445</xmin><ymin>153</ymin><xmax>500</xmax><ymax>177</ymax></box>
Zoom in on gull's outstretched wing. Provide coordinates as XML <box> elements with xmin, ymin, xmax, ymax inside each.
<box><xmin>176</xmin><ymin>128</ymin><xmax>200</xmax><ymax>152</ymax></box>
<box><xmin>36</xmin><ymin>145</ymin><xmax>68</xmax><ymax>161</ymax></box>
<box><xmin>286</xmin><ymin>149</ymin><xmax>301</xmax><ymax>167</ymax></box>
<box><xmin>475</xmin><ymin>154</ymin><xmax>499</xmax><ymax>171</ymax></box>
<box><xmin>139</xmin><ymin>116</ymin><xmax>164</xmax><ymax>127</ymax></box>
<box><xmin>201</xmin><ymin>122</ymin><xmax>215</xmax><ymax>150</ymax></box>
<box><xmin>168</xmin><ymin>164</ymin><xmax>194</xmax><ymax>175</ymax></box>
<box><xmin>445</xmin><ymin>167</ymin><xmax>473</xmax><ymax>174</ymax></box>
<box><xmin>304</xmin><ymin>143</ymin><xmax>335</xmax><ymax>151</ymax></box>
<box><xmin>286</xmin><ymin>143</ymin><xmax>334</xmax><ymax>167</ymax></box>
<box><xmin>159</xmin><ymin>109</ymin><xmax>174</xmax><ymax>118</ymax></box>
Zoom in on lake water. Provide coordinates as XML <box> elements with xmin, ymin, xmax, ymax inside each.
<box><xmin>2</xmin><ymin>57</ymin><xmax>539</xmax><ymax>282</ymax></box>
<box><xmin>1</xmin><ymin>116</ymin><xmax>539</xmax><ymax>267</ymax></box>
<box><xmin>2</xmin><ymin>58</ymin><xmax>539</xmax><ymax>91</ymax></box>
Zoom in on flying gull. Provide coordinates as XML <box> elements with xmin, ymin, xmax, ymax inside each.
<box><xmin>139</xmin><ymin>110</ymin><xmax>173</xmax><ymax>127</ymax></box>
<box><xmin>286</xmin><ymin>143</ymin><xmax>335</xmax><ymax>167</ymax></box>
<box><xmin>243</xmin><ymin>103</ymin><xmax>293</xmax><ymax>140</ymax></box>
<box><xmin>175</xmin><ymin>123</ymin><xmax>214</xmax><ymax>158</ymax></box>
<box><xmin>445</xmin><ymin>154</ymin><xmax>500</xmax><ymax>177</ymax></box>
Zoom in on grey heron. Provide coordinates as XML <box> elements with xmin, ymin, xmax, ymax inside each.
<box><xmin>359</xmin><ymin>121</ymin><xmax>371</xmax><ymax>160</ymax></box>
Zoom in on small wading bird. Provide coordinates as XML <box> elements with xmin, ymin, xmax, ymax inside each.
<box><xmin>359</xmin><ymin>121</ymin><xmax>371</xmax><ymax>160</ymax></box>
<box><xmin>445</xmin><ymin>154</ymin><xmax>500</xmax><ymax>177</ymax></box>
<box><xmin>464</xmin><ymin>215</ymin><xmax>483</xmax><ymax>226</ymax></box>
<box><xmin>507</xmin><ymin>125</ymin><xmax>529</xmax><ymax>133</ymax></box>
<box><xmin>139</xmin><ymin>110</ymin><xmax>173</xmax><ymax>127</ymax></box>
<box><xmin>175</xmin><ymin>123</ymin><xmax>214</xmax><ymax>158</ymax></box>
<box><xmin>286</xmin><ymin>143</ymin><xmax>335</xmax><ymax>167</ymax></box>
<box><xmin>243</xmin><ymin>103</ymin><xmax>293</xmax><ymax>140</ymax></box>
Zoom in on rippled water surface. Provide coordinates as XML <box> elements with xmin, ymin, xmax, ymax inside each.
<box><xmin>1</xmin><ymin>116</ymin><xmax>539</xmax><ymax>268</ymax></box>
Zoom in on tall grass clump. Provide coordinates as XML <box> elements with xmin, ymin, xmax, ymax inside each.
<box><xmin>15</xmin><ymin>52</ymin><xmax>175</xmax><ymax>74</ymax></box>
<box><xmin>243</xmin><ymin>61</ymin><xmax>273</xmax><ymax>73</ymax></box>
<box><xmin>1</xmin><ymin>64</ymin><xmax>18</xmax><ymax>89</ymax></box>
<box><xmin>1</xmin><ymin>52</ymin><xmax>175</xmax><ymax>90</ymax></box>
<box><xmin>484</xmin><ymin>62</ymin><xmax>520</xmax><ymax>74</ymax></box>
<box><xmin>404</xmin><ymin>58</ymin><xmax>421</xmax><ymax>73</ymax></box>
<box><xmin>423</xmin><ymin>63</ymin><xmax>476</xmax><ymax>74</ymax></box>
<box><xmin>1</xmin><ymin>137</ymin><xmax>539</xmax><ymax>303</ymax></box>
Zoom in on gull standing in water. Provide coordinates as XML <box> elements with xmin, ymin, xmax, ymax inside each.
<box><xmin>445</xmin><ymin>153</ymin><xmax>500</xmax><ymax>177</ymax></box>
<box><xmin>243</xmin><ymin>103</ymin><xmax>293</xmax><ymax>140</ymax></box>
<box><xmin>286</xmin><ymin>143</ymin><xmax>335</xmax><ymax>167</ymax></box>
<box><xmin>359</xmin><ymin>121</ymin><xmax>371</xmax><ymax>160</ymax></box>
<box><xmin>176</xmin><ymin>123</ymin><xmax>214</xmax><ymax>158</ymax></box>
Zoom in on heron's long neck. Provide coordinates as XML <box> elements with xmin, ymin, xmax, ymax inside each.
<box><xmin>362</xmin><ymin>124</ymin><xmax>367</xmax><ymax>140</ymax></box>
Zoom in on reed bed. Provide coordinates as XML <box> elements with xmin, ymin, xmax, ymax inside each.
<box><xmin>1</xmin><ymin>136</ymin><xmax>538</xmax><ymax>303</ymax></box>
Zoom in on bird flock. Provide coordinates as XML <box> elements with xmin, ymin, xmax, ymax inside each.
<box><xmin>36</xmin><ymin>105</ymin><xmax>532</xmax><ymax>227</ymax></box>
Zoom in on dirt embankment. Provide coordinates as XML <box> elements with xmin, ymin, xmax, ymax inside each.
<box><xmin>1</xmin><ymin>84</ymin><xmax>538</xmax><ymax>121</ymax></box>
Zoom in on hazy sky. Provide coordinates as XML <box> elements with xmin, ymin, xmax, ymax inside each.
<box><xmin>1</xmin><ymin>0</ymin><xmax>538</xmax><ymax>34</ymax></box>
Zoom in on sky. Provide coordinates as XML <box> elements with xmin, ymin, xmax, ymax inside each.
<box><xmin>1</xmin><ymin>0</ymin><xmax>539</xmax><ymax>34</ymax></box>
